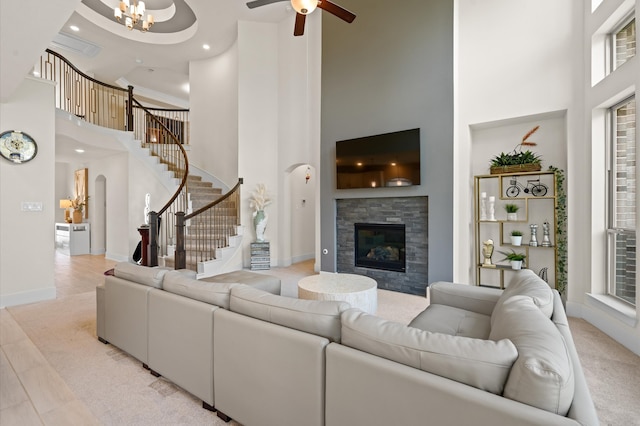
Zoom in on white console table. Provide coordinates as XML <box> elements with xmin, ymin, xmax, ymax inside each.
<box><xmin>55</xmin><ymin>222</ymin><xmax>90</xmax><ymax>255</ymax></box>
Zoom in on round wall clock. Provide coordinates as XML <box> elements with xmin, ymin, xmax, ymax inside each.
<box><xmin>0</xmin><ymin>130</ymin><xmax>38</xmax><ymax>163</ymax></box>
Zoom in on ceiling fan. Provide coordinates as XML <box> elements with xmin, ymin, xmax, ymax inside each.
<box><xmin>246</xmin><ymin>0</ymin><xmax>356</xmax><ymax>36</ymax></box>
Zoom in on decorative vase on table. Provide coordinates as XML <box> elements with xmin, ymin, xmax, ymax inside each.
<box><xmin>72</xmin><ymin>209</ymin><xmax>83</xmax><ymax>224</ymax></box>
<box><xmin>253</xmin><ymin>210</ymin><xmax>268</xmax><ymax>242</ymax></box>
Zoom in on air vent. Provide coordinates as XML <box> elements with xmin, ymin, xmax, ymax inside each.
<box><xmin>50</xmin><ymin>32</ymin><xmax>101</xmax><ymax>57</ymax></box>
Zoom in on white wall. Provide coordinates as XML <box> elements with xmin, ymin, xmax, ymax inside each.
<box><xmin>289</xmin><ymin>165</ymin><xmax>316</xmax><ymax>263</ymax></box>
<box><xmin>455</xmin><ymin>0</ymin><xmax>578</xmax><ymax>290</ymax></box>
<box><xmin>237</xmin><ymin>21</ymin><xmax>280</xmax><ymax>267</ymax></box>
<box><xmin>0</xmin><ymin>77</ymin><xmax>57</xmax><ymax>307</ymax></box>
<box><xmin>456</xmin><ymin>0</ymin><xmax>639</xmax><ymax>355</ymax></box>
<box><xmin>236</xmin><ymin>17</ymin><xmax>319</xmax><ymax>268</ymax></box>
<box><xmin>189</xmin><ymin>43</ymin><xmax>239</xmax><ymax>188</ymax></box>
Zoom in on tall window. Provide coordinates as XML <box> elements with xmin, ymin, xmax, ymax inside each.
<box><xmin>612</xmin><ymin>16</ymin><xmax>636</xmax><ymax>71</ymax></box>
<box><xmin>607</xmin><ymin>97</ymin><xmax>636</xmax><ymax>305</ymax></box>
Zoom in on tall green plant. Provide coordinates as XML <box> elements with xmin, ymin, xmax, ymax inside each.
<box><xmin>549</xmin><ymin>166</ymin><xmax>567</xmax><ymax>295</ymax></box>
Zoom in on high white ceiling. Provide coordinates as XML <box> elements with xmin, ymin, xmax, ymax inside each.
<box><xmin>1</xmin><ymin>0</ymin><xmax>291</xmax><ymax>162</ymax></box>
<box><xmin>1</xmin><ymin>0</ymin><xmax>291</xmax><ymax>106</ymax></box>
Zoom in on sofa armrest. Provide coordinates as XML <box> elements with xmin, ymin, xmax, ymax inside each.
<box><xmin>428</xmin><ymin>282</ymin><xmax>502</xmax><ymax>316</ymax></box>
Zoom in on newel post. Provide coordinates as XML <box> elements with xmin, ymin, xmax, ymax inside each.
<box><xmin>175</xmin><ymin>212</ymin><xmax>186</xmax><ymax>270</ymax></box>
<box><xmin>137</xmin><ymin>225</ymin><xmax>150</xmax><ymax>266</ymax></box>
<box><xmin>149</xmin><ymin>211</ymin><xmax>159</xmax><ymax>267</ymax></box>
<box><xmin>127</xmin><ymin>85</ymin><xmax>134</xmax><ymax>131</ymax></box>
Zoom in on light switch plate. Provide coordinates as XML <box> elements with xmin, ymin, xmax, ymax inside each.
<box><xmin>21</xmin><ymin>201</ymin><xmax>43</xmax><ymax>211</ymax></box>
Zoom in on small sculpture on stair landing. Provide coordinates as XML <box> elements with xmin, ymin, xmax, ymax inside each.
<box><xmin>144</xmin><ymin>193</ymin><xmax>151</xmax><ymax>225</ymax></box>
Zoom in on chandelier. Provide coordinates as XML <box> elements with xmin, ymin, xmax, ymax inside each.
<box><xmin>114</xmin><ymin>0</ymin><xmax>154</xmax><ymax>32</ymax></box>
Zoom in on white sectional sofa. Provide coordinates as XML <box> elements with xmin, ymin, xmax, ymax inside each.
<box><xmin>96</xmin><ymin>263</ymin><xmax>599</xmax><ymax>426</ymax></box>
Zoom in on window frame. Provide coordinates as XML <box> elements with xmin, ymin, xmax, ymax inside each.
<box><xmin>606</xmin><ymin>95</ymin><xmax>636</xmax><ymax>306</ymax></box>
<box><xmin>608</xmin><ymin>14</ymin><xmax>636</xmax><ymax>74</ymax></box>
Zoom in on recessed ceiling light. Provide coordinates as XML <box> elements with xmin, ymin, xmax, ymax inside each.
<box><xmin>135</xmin><ymin>58</ymin><xmax>143</xmax><ymax>64</ymax></box>
<box><xmin>75</xmin><ymin>149</ymin><xmax>85</xmax><ymax>153</ymax></box>
<box><xmin>70</xmin><ymin>25</ymin><xmax>79</xmax><ymax>32</ymax></box>
<box><xmin>203</xmin><ymin>44</ymin><xmax>210</xmax><ymax>50</ymax></box>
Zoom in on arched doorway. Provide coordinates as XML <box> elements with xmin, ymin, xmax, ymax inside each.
<box><xmin>281</xmin><ymin>164</ymin><xmax>316</xmax><ymax>268</ymax></box>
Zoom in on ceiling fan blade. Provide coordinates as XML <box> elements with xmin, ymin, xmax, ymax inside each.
<box><xmin>318</xmin><ymin>0</ymin><xmax>356</xmax><ymax>23</ymax></box>
<box><xmin>294</xmin><ymin>13</ymin><xmax>306</xmax><ymax>36</ymax></box>
<box><xmin>246</xmin><ymin>0</ymin><xmax>288</xmax><ymax>9</ymax></box>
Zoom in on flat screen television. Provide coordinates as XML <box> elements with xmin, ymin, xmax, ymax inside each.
<box><xmin>336</xmin><ymin>128</ymin><xmax>421</xmax><ymax>189</ymax></box>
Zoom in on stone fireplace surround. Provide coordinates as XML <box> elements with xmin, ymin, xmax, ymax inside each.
<box><xmin>336</xmin><ymin>197</ymin><xmax>428</xmax><ymax>295</ymax></box>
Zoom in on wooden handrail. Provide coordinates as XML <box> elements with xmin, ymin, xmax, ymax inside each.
<box><xmin>38</xmin><ymin>49</ymin><xmax>132</xmax><ymax>130</ymax></box>
<box><xmin>37</xmin><ymin>48</ymin><xmax>239</xmax><ymax>273</ymax></box>
<box><xmin>174</xmin><ymin>178</ymin><xmax>243</xmax><ymax>270</ymax></box>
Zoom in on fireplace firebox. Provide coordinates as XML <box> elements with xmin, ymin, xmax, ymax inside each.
<box><xmin>354</xmin><ymin>223</ymin><xmax>406</xmax><ymax>273</ymax></box>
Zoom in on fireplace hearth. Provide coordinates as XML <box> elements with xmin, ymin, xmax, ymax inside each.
<box><xmin>355</xmin><ymin>223</ymin><xmax>406</xmax><ymax>272</ymax></box>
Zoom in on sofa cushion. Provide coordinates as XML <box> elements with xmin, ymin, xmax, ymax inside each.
<box><xmin>113</xmin><ymin>262</ymin><xmax>169</xmax><ymax>288</ymax></box>
<box><xmin>229</xmin><ymin>286</ymin><xmax>350</xmax><ymax>342</ymax></box>
<box><xmin>163</xmin><ymin>271</ymin><xmax>238</xmax><ymax>309</ymax></box>
<box><xmin>341</xmin><ymin>308</ymin><xmax>518</xmax><ymax>395</ymax></box>
<box><xmin>489</xmin><ymin>295</ymin><xmax>574</xmax><ymax>416</ymax></box>
<box><xmin>203</xmin><ymin>270</ymin><xmax>281</xmax><ymax>295</ymax></box>
<box><xmin>491</xmin><ymin>269</ymin><xmax>553</xmax><ymax>326</ymax></box>
<box><xmin>409</xmin><ymin>304</ymin><xmax>491</xmax><ymax>339</ymax></box>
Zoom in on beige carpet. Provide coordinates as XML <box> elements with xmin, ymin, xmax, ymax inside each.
<box><xmin>4</xmin><ymin>259</ymin><xmax>640</xmax><ymax>425</ymax></box>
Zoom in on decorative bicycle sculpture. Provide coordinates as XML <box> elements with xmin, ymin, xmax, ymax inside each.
<box><xmin>505</xmin><ymin>176</ymin><xmax>548</xmax><ymax>197</ymax></box>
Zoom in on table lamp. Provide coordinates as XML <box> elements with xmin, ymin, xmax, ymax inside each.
<box><xmin>60</xmin><ymin>199</ymin><xmax>73</xmax><ymax>223</ymax></box>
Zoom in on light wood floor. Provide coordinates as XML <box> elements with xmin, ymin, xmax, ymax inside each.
<box><xmin>0</xmin><ymin>253</ymin><xmax>116</xmax><ymax>425</ymax></box>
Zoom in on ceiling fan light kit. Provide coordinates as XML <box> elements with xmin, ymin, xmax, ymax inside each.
<box><xmin>291</xmin><ymin>0</ymin><xmax>318</xmax><ymax>14</ymax></box>
<box><xmin>247</xmin><ymin>0</ymin><xmax>356</xmax><ymax>36</ymax></box>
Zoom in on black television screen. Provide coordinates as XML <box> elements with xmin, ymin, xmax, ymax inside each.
<box><xmin>336</xmin><ymin>128</ymin><xmax>421</xmax><ymax>189</ymax></box>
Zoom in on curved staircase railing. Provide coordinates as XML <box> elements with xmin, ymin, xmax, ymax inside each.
<box><xmin>38</xmin><ymin>49</ymin><xmax>242</xmax><ymax>273</ymax></box>
<box><xmin>37</xmin><ymin>49</ymin><xmax>132</xmax><ymax>130</ymax></box>
<box><xmin>174</xmin><ymin>178</ymin><xmax>243</xmax><ymax>271</ymax></box>
<box><xmin>132</xmin><ymin>97</ymin><xmax>190</xmax><ymax>266</ymax></box>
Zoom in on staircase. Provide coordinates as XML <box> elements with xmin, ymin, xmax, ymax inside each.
<box><xmin>36</xmin><ymin>48</ymin><xmax>243</xmax><ymax>276</ymax></box>
<box><xmin>160</xmin><ymin>174</ymin><xmax>242</xmax><ymax>276</ymax></box>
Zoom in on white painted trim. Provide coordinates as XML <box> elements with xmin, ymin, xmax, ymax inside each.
<box><xmin>0</xmin><ymin>287</ymin><xmax>56</xmax><ymax>309</ymax></box>
<box><xmin>105</xmin><ymin>252</ymin><xmax>129</xmax><ymax>262</ymax></box>
<box><xmin>567</xmin><ymin>299</ymin><xmax>640</xmax><ymax>356</ymax></box>
<box><xmin>292</xmin><ymin>253</ymin><xmax>314</xmax><ymax>264</ymax></box>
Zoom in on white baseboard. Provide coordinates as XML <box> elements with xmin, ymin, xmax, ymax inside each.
<box><xmin>105</xmin><ymin>252</ymin><xmax>129</xmax><ymax>262</ymax></box>
<box><xmin>0</xmin><ymin>286</ymin><xmax>56</xmax><ymax>309</ymax></box>
<box><xmin>567</xmin><ymin>299</ymin><xmax>640</xmax><ymax>356</ymax></box>
<box><xmin>292</xmin><ymin>253</ymin><xmax>314</xmax><ymax>264</ymax></box>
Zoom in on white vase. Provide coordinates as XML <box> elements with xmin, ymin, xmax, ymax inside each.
<box><xmin>253</xmin><ymin>210</ymin><xmax>268</xmax><ymax>242</ymax></box>
<box><xmin>511</xmin><ymin>260</ymin><xmax>523</xmax><ymax>270</ymax></box>
<box><xmin>510</xmin><ymin>236</ymin><xmax>522</xmax><ymax>246</ymax></box>
<box><xmin>507</xmin><ymin>212</ymin><xmax>518</xmax><ymax>221</ymax></box>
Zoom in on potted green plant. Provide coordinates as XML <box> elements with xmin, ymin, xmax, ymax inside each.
<box><xmin>510</xmin><ymin>230</ymin><xmax>523</xmax><ymax>246</ymax></box>
<box><xmin>498</xmin><ymin>249</ymin><xmax>526</xmax><ymax>270</ymax></box>
<box><xmin>489</xmin><ymin>126</ymin><xmax>542</xmax><ymax>174</ymax></box>
<box><xmin>505</xmin><ymin>204</ymin><xmax>520</xmax><ymax>221</ymax></box>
